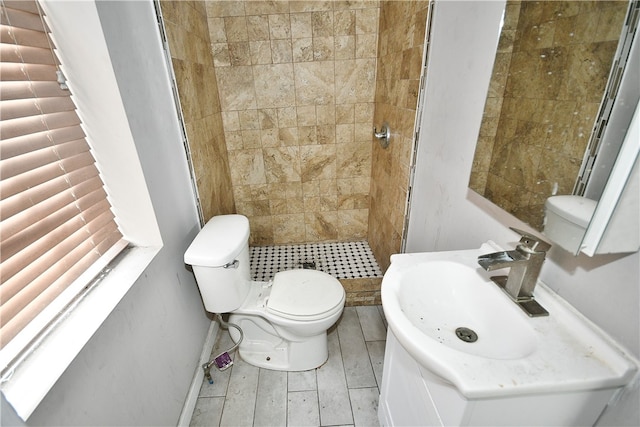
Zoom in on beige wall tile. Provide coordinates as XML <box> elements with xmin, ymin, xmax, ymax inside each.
<box><xmin>270</xmin><ymin>198</ymin><xmax>289</xmax><ymax>215</ymax></box>
<box><xmin>278</xmin><ymin>127</ymin><xmax>299</xmax><ymax>146</ymax></box>
<box><xmin>259</xmin><ymin>109</ymin><xmax>279</xmax><ymax>129</ymax></box>
<box><xmin>225</xmin><ymin>131</ymin><xmax>244</xmax><ymax>149</ymax></box>
<box><xmin>356</xmin><ymin>33</ymin><xmax>377</xmax><ymax>58</ymax></box>
<box><xmin>354</xmin><ymin>102</ymin><xmax>374</xmax><ymax>122</ymax></box>
<box><xmin>291</xmin><ymin>13</ymin><xmax>313</xmax><ymax>38</ymax></box>
<box><xmin>238</xmin><ymin>109</ymin><xmax>260</xmax><ymax>129</ymax></box>
<box><xmin>247</xmin><ymin>15</ymin><xmax>270</xmax><ymax>40</ymax></box>
<box><xmin>248</xmin><ymin>215</ymin><xmax>274</xmax><ymax>245</ymax></box>
<box><xmin>305</xmin><ymin>211</ymin><xmax>338</xmax><ymax>241</ymax></box>
<box><xmin>313</xmin><ymin>36</ymin><xmax>335</xmax><ymax>61</ymax></box>
<box><xmin>215</xmin><ymin>66</ymin><xmax>257</xmax><ymax>110</ymax></box>
<box><xmin>261</xmin><ymin>128</ymin><xmax>279</xmax><ymax>147</ymax></box>
<box><xmin>337</xmin><ymin>140</ymin><xmax>371</xmax><ymax>178</ymax></box>
<box><xmin>297</xmin><ymin>105</ymin><xmax>317</xmax><ymax>126</ymax></box>
<box><xmin>224</xmin><ymin>16</ymin><xmax>249</xmax><ymax>42</ymax></box>
<box><xmin>335</xmin><ymin>10</ymin><xmax>356</xmax><ymax>35</ymax></box>
<box><xmin>335</xmin><ymin>35</ymin><xmax>356</xmax><ymax>59</ymax></box>
<box><xmin>338</xmin><ymin>209</ymin><xmax>368</xmax><ymax>239</ymax></box>
<box><xmin>273</xmin><ymin>213</ymin><xmax>306</xmax><ymax>243</ymax></box>
<box><xmin>201</xmin><ymin>0</ymin><xmax>385</xmax><ymax>245</ymax></box>
<box><xmin>300</xmin><ymin>144</ymin><xmax>337</xmax><ymax>182</ymax></box>
<box><xmin>264</xmin><ymin>146</ymin><xmax>301</xmax><ymax>183</ymax></box>
<box><xmin>271</xmin><ymin>39</ymin><xmax>293</xmax><ymax>63</ymax></box>
<box><xmin>336</xmin><ymin>104</ymin><xmax>355</xmax><ymax>124</ymax></box>
<box><xmin>162</xmin><ymin>0</ymin><xmax>235</xmax><ymax>223</ymax></box>
<box><xmin>315</xmin><ymin>104</ymin><xmax>335</xmax><ymax>125</ymax></box>
<box><xmin>292</xmin><ymin>38</ymin><xmax>314</xmax><ymax>62</ymax></box>
<box><xmin>212</xmin><ymin>43</ymin><xmax>231</xmax><ymax>66</ymax></box>
<box><xmin>250</xmin><ymin>40</ymin><xmax>272</xmax><ymax>64</ymax></box>
<box><xmin>228</xmin><ymin>42</ymin><xmax>251</xmax><ymax>66</ymax></box>
<box><xmin>269</xmin><ymin>13</ymin><xmax>292</xmax><ymax>39</ymax></box>
<box><xmin>311</xmin><ymin>11</ymin><xmax>333</xmax><ymax>36</ymax></box>
<box><xmin>241</xmin><ymin>130</ymin><xmax>262</xmax><ymax>148</ymax></box>
<box><xmin>368</xmin><ymin>0</ymin><xmax>429</xmax><ymax>271</ymax></box>
<box><xmin>222</xmin><ymin>111</ymin><xmax>241</xmax><ymax>130</ymax></box>
<box><xmin>208</xmin><ymin>17</ymin><xmax>227</xmax><ymax>42</ymax></box>
<box><xmin>254</xmin><ymin>63</ymin><xmax>296</xmax><ymax>108</ymax></box>
<box><xmin>317</xmin><ymin>125</ymin><xmax>336</xmax><ymax>145</ymax></box>
<box><xmin>298</xmin><ymin>126</ymin><xmax>318</xmax><ymax>145</ymax></box>
<box><xmin>245</xmin><ymin>1</ymin><xmax>289</xmax><ymax>16</ymax></box>
<box><xmin>290</xmin><ymin>1</ymin><xmax>333</xmax><ymax>13</ymax></box>
<box><xmin>277</xmin><ymin>106</ymin><xmax>298</xmax><ymax>127</ymax></box>
<box><xmin>207</xmin><ymin>1</ymin><xmax>245</xmax><ymax>18</ymax></box>
<box><xmin>356</xmin><ymin>8</ymin><xmax>378</xmax><ymax>34</ymax></box>
<box><xmin>294</xmin><ymin>61</ymin><xmax>335</xmax><ymax>105</ymax></box>
<box><xmin>336</xmin><ymin>123</ymin><xmax>354</xmax><ymax>144</ymax></box>
<box><xmin>228</xmin><ymin>148</ymin><xmax>267</xmax><ymax>185</ymax></box>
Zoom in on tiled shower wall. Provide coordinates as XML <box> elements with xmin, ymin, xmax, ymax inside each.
<box><xmin>469</xmin><ymin>1</ymin><xmax>627</xmax><ymax>229</ymax></box>
<box><xmin>469</xmin><ymin>0</ymin><xmax>520</xmax><ymax>206</ymax></box>
<box><xmin>369</xmin><ymin>1</ymin><xmax>430</xmax><ymax>271</ymax></box>
<box><xmin>160</xmin><ymin>1</ymin><xmax>236</xmax><ymax>221</ymax></box>
<box><xmin>161</xmin><ymin>0</ymin><xmax>430</xmax><ymax>277</ymax></box>
<box><xmin>206</xmin><ymin>1</ymin><xmax>379</xmax><ymax>246</ymax></box>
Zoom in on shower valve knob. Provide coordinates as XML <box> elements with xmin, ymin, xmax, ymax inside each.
<box><xmin>374</xmin><ymin>123</ymin><xmax>390</xmax><ymax>148</ymax></box>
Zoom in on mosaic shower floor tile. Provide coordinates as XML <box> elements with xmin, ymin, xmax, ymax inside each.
<box><xmin>250</xmin><ymin>241</ymin><xmax>383</xmax><ymax>281</ymax></box>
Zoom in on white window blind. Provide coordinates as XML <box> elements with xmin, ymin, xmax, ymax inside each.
<box><xmin>0</xmin><ymin>0</ymin><xmax>127</xmax><ymax>351</ymax></box>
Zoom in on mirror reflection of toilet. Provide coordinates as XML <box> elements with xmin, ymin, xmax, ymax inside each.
<box><xmin>184</xmin><ymin>215</ymin><xmax>345</xmax><ymax>371</ymax></box>
<box><xmin>544</xmin><ymin>195</ymin><xmax>597</xmax><ymax>254</ymax></box>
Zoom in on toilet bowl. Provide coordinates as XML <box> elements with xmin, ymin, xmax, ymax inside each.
<box><xmin>184</xmin><ymin>214</ymin><xmax>346</xmax><ymax>371</ymax></box>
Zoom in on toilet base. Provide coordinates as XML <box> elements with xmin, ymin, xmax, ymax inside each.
<box><xmin>228</xmin><ymin>313</ymin><xmax>329</xmax><ymax>371</ymax></box>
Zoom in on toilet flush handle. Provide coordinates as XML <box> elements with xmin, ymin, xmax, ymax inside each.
<box><xmin>224</xmin><ymin>259</ymin><xmax>239</xmax><ymax>269</ymax></box>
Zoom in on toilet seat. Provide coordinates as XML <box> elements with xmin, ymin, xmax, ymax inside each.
<box><xmin>267</xmin><ymin>269</ymin><xmax>345</xmax><ymax>321</ymax></box>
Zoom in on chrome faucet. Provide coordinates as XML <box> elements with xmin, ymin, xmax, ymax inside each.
<box><xmin>478</xmin><ymin>228</ymin><xmax>551</xmax><ymax>317</ymax></box>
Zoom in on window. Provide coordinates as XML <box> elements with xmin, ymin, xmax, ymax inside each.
<box><xmin>1</xmin><ymin>0</ymin><xmax>127</xmax><ymax>352</ymax></box>
<box><xmin>0</xmin><ymin>0</ymin><xmax>165</xmax><ymax>420</ymax></box>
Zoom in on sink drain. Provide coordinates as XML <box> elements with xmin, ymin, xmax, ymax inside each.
<box><xmin>455</xmin><ymin>327</ymin><xmax>478</xmax><ymax>343</ymax></box>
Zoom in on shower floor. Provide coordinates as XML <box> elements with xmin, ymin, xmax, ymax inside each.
<box><xmin>250</xmin><ymin>241</ymin><xmax>383</xmax><ymax>282</ymax></box>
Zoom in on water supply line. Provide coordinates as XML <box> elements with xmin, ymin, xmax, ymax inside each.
<box><xmin>202</xmin><ymin>313</ymin><xmax>243</xmax><ymax>384</ymax></box>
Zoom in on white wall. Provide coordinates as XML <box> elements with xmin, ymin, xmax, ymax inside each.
<box><xmin>1</xmin><ymin>1</ymin><xmax>209</xmax><ymax>425</ymax></box>
<box><xmin>406</xmin><ymin>1</ymin><xmax>639</xmax><ymax>425</ymax></box>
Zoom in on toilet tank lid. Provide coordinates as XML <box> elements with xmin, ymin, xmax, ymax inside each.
<box><xmin>545</xmin><ymin>195</ymin><xmax>597</xmax><ymax>228</ymax></box>
<box><xmin>184</xmin><ymin>215</ymin><xmax>250</xmax><ymax>267</ymax></box>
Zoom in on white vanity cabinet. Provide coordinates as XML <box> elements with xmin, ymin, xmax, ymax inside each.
<box><xmin>378</xmin><ymin>330</ymin><xmax>619</xmax><ymax>426</ymax></box>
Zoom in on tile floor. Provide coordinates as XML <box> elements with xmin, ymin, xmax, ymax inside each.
<box><xmin>190</xmin><ymin>305</ymin><xmax>387</xmax><ymax>427</ymax></box>
<box><xmin>250</xmin><ymin>242</ymin><xmax>383</xmax><ymax>282</ymax></box>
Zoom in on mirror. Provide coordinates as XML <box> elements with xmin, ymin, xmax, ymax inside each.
<box><xmin>469</xmin><ymin>0</ymin><xmax>640</xmax><ymax>255</ymax></box>
<box><xmin>469</xmin><ymin>0</ymin><xmax>630</xmax><ymax>229</ymax></box>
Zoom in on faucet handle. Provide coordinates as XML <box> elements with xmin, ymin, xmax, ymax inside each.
<box><xmin>510</xmin><ymin>227</ymin><xmax>551</xmax><ymax>253</ymax></box>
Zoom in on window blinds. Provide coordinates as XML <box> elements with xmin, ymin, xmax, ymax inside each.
<box><xmin>0</xmin><ymin>1</ymin><xmax>126</xmax><ymax>350</ymax></box>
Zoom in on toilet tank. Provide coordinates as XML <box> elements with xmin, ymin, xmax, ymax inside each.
<box><xmin>544</xmin><ymin>195</ymin><xmax>597</xmax><ymax>253</ymax></box>
<box><xmin>184</xmin><ymin>215</ymin><xmax>251</xmax><ymax>313</ymax></box>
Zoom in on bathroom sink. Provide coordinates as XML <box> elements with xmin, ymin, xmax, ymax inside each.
<box><xmin>398</xmin><ymin>260</ymin><xmax>536</xmax><ymax>360</ymax></box>
<box><xmin>382</xmin><ymin>242</ymin><xmax>637</xmax><ymax>398</ymax></box>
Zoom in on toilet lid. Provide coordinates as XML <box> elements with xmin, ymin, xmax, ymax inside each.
<box><xmin>267</xmin><ymin>269</ymin><xmax>345</xmax><ymax>320</ymax></box>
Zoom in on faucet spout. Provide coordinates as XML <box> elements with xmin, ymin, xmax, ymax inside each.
<box><xmin>477</xmin><ymin>250</ymin><xmax>526</xmax><ymax>271</ymax></box>
<box><xmin>478</xmin><ymin>228</ymin><xmax>551</xmax><ymax>317</ymax></box>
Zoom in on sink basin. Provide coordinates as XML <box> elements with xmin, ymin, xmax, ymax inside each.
<box><xmin>398</xmin><ymin>260</ymin><xmax>536</xmax><ymax>360</ymax></box>
<box><xmin>382</xmin><ymin>242</ymin><xmax>637</xmax><ymax>398</ymax></box>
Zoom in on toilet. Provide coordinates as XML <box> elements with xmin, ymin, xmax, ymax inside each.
<box><xmin>184</xmin><ymin>214</ymin><xmax>345</xmax><ymax>371</ymax></box>
<box><xmin>544</xmin><ymin>195</ymin><xmax>597</xmax><ymax>253</ymax></box>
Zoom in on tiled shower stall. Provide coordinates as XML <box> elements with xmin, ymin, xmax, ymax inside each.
<box><xmin>160</xmin><ymin>0</ymin><xmax>430</xmax><ymax>303</ymax></box>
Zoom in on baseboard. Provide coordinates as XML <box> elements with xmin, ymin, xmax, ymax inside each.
<box><xmin>177</xmin><ymin>319</ymin><xmax>219</xmax><ymax>427</ymax></box>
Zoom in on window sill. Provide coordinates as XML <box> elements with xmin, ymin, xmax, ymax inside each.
<box><xmin>0</xmin><ymin>245</ymin><xmax>161</xmax><ymax>421</ymax></box>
